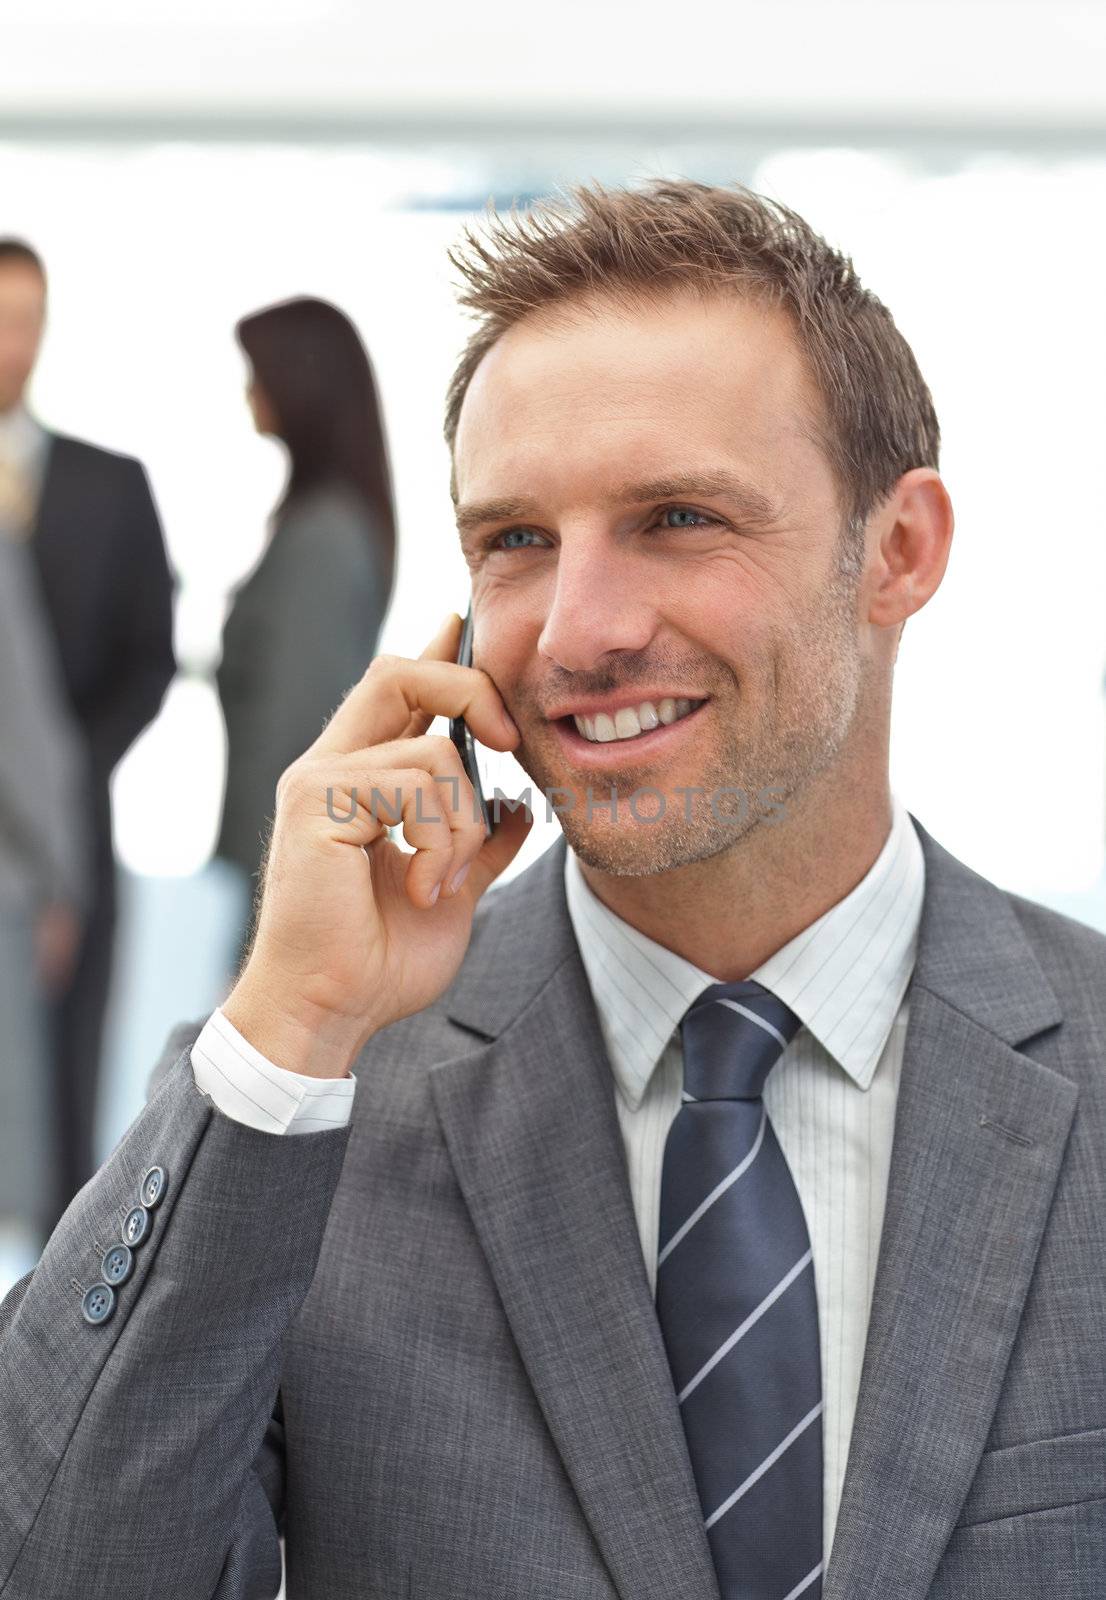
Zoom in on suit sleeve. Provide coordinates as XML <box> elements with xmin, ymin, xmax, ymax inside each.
<box><xmin>87</xmin><ymin>457</ymin><xmax>176</xmax><ymax>778</ymax></box>
<box><xmin>0</xmin><ymin>1022</ymin><xmax>351</xmax><ymax>1597</ymax></box>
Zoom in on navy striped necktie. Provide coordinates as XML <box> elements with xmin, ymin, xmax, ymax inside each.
<box><xmin>656</xmin><ymin>979</ymin><xmax>824</xmax><ymax>1600</ymax></box>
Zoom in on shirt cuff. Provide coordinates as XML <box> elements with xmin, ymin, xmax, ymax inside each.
<box><xmin>190</xmin><ymin>1007</ymin><xmax>356</xmax><ymax>1136</ymax></box>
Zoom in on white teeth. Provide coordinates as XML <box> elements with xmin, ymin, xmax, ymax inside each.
<box><xmin>572</xmin><ymin>697</ymin><xmax>701</xmax><ymax>743</ymax></box>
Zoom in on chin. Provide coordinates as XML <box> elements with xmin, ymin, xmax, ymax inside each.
<box><xmin>560</xmin><ymin>806</ymin><xmax>752</xmax><ymax>879</ymax></box>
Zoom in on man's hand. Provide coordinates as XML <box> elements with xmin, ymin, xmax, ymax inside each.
<box><xmin>222</xmin><ymin>614</ymin><xmax>533</xmax><ymax>1079</ymax></box>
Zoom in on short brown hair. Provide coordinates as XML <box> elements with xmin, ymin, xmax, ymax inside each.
<box><xmin>444</xmin><ymin>179</ymin><xmax>939</xmax><ymax>529</ymax></box>
<box><xmin>0</xmin><ymin>237</ymin><xmax>46</xmax><ymax>285</ymax></box>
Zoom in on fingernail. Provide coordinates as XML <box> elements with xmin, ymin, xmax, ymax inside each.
<box><xmin>429</xmin><ymin>880</ymin><xmax>442</xmax><ymax>904</ymax></box>
<box><xmin>501</xmin><ymin>707</ymin><xmax>519</xmax><ymax>735</ymax></box>
<box><xmin>449</xmin><ymin>862</ymin><xmax>471</xmax><ymax>895</ymax></box>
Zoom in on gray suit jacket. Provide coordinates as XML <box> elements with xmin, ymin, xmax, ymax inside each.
<box><xmin>1</xmin><ymin>817</ymin><xmax>1103</xmax><ymax>1598</ymax></box>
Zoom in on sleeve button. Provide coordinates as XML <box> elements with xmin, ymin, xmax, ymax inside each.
<box><xmin>82</xmin><ymin>1283</ymin><xmax>116</xmax><ymax>1325</ymax></box>
<box><xmin>140</xmin><ymin>1166</ymin><xmax>167</xmax><ymax>1209</ymax></box>
<box><xmin>102</xmin><ymin>1243</ymin><xmax>135</xmax><ymax>1286</ymax></box>
<box><xmin>122</xmin><ymin>1205</ymin><xmax>151</xmax><ymax>1247</ymax></box>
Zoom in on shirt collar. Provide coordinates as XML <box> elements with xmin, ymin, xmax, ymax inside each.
<box><xmin>563</xmin><ymin>796</ymin><xmax>925</xmax><ymax>1110</ymax></box>
<box><xmin>0</xmin><ymin>404</ymin><xmax>47</xmax><ymax>469</ymax></box>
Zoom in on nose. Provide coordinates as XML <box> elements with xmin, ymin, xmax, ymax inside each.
<box><xmin>536</xmin><ymin>529</ymin><xmax>658</xmax><ymax>673</ymax></box>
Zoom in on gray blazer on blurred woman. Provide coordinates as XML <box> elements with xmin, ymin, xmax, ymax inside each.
<box><xmin>214</xmin><ymin>480</ymin><xmax>391</xmax><ymax>888</ymax></box>
<box><xmin>0</xmin><ymin>533</ymin><xmax>88</xmax><ymax>1234</ymax></box>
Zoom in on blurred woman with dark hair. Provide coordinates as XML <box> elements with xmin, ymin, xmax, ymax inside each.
<box><xmin>215</xmin><ymin>296</ymin><xmax>397</xmax><ymax>962</ymax></box>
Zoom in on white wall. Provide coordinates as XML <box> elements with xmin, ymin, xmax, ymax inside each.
<box><xmin>4</xmin><ymin>0</ymin><xmax>1106</xmax><ymax>129</ymax></box>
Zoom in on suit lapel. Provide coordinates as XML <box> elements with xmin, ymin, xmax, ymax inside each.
<box><xmin>824</xmin><ymin>818</ymin><xmax>1077</xmax><ymax>1598</ymax></box>
<box><xmin>430</xmin><ymin>837</ymin><xmax>719</xmax><ymax>1600</ymax></box>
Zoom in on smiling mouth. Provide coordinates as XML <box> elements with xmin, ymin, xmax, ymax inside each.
<box><xmin>561</xmin><ymin>696</ymin><xmax>708</xmax><ymax>745</ymax></box>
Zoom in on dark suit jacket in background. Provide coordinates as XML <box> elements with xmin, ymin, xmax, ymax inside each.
<box><xmin>0</xmin><ymin>819</ymin><xmax>1103</xmax><ymax>1597</ymax></box>
<box><xmin>29</xmin><ymin>431</ymin><xmax>176</xmax><ymax>1210</ymax></box>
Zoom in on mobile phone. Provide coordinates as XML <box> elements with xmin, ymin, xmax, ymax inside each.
<box><xmin>448</xmin><ymin>605</ymin><xmax>496</xmax><ymax>838</ymax></box>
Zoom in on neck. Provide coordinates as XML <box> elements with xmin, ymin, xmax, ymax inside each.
<box><xmin>575</xmin><ymin>752</ymin><xmax>895</xmax><ymax>982</ymax></box>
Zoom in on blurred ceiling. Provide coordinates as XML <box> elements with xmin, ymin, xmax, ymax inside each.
<box><xmin>2</xmin><ymin>0</ymin><xmax>1105</xmax><ymax>142</ymax></box>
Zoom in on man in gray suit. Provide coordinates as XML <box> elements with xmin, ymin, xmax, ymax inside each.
<box><xmin>1</xmin><ymin>181</ymin><xmax>1103</xmax><ymax>1598</ymax></box>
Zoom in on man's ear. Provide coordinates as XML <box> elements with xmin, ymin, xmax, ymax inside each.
<box><xmin>866</xmin><ymin>467</ymin><xmax>954</xmax><ymax>629</ymax></box>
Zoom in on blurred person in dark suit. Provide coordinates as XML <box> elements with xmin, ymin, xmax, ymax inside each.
<box><xmin>0</xmin><ymin>238</ymin><xmax>175</xmax><ymax>1218</ymax></box>
<box><xmin>215</xmin><ymin>296</ymin><xmax>396</xmax><ymax>968</ymax></box>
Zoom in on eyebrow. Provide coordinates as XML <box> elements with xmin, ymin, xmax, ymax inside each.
<box><xmin>454</xmin><ymin>470</ymin><xmax>779</xmax><ymax>540</ymax></box>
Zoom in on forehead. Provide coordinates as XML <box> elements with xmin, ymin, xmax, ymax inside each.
<box><xmin>452</xmin><ymin>288</ymin><xmax>827</xmax><ymax>504</ymax></box>
<box><xmin>0</xmin><ymin>263</ymin><xmax>46</xmax><ymax>314</ymax></box>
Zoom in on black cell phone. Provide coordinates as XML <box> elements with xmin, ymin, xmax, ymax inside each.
<box><xmin>448</xmin><ymin>605</ymin><xmax>496</xmax><ymax>839</ymax></box>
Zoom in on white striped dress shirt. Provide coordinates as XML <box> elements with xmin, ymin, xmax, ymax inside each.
<box><xmin>562</xmin><ymin>796</ymin><xmax>925</xmax><ymax>1565</ymax></box>
<box><xmin>192</xmin><ymin>797</ymin><xmax>924</xmax><ymax>1563</ymax></box>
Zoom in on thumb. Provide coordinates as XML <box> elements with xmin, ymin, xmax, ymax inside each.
<box><xmin>465</xmin><ymin>794</ymin><xmax>536</xmax><ymax>900</ymax></box>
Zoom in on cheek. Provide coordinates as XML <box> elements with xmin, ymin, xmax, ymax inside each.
<box><xmin>678</xmin><ymin>573</ymin><xmax>777</xmax><ymax>675</ymax></box>
<box><xmin>474</xmin><ymin>592</ymin><xmax>538</xmax><ymax>684</ymax></box>
<box><xmin>701</xmin><ymin>581</ymin><xmax>840</xmax><ymax>705</ymax></box>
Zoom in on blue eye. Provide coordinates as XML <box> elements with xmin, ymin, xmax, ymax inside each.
<box><xmin>495</xmin><ymin>528</ymin><xmax>542</xmax><ymax>549</ymax></box>
<box><xmin>662</xmin><ymin>507</ymin><xmax>711</xmax><ymax>528</ymax></box>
